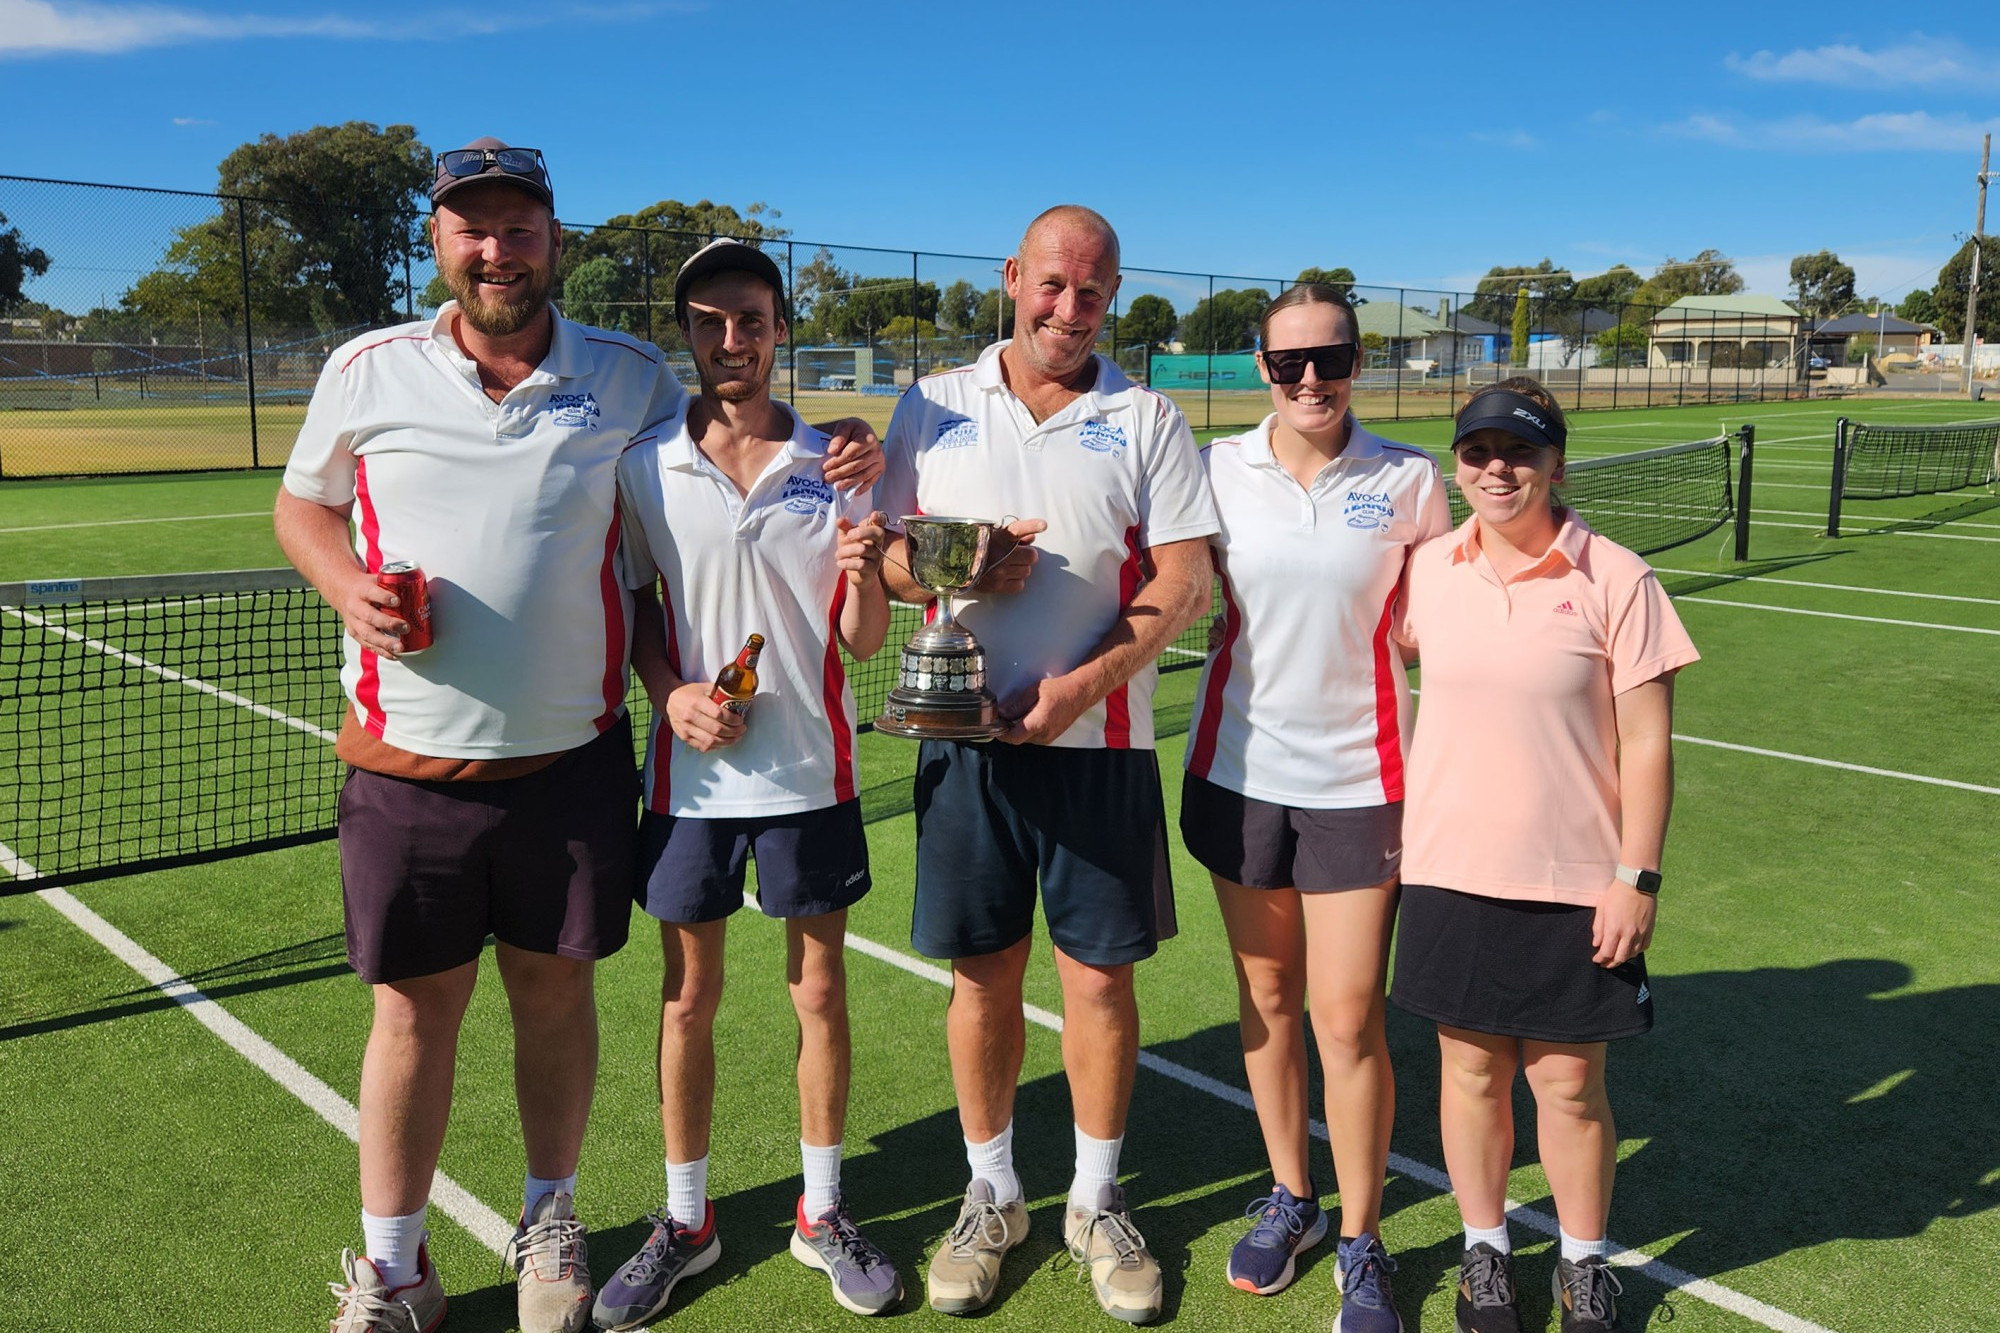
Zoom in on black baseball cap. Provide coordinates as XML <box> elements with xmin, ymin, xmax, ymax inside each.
<box><xmin>430</xmin><ymin>137</ymin><xmax>554</xmax><ymax>210</ymax></box>
<box><xmin>1451</xmin><ymin>388</ymin><xmax>1567</xmax><ymax>453</ymax></box>
<box><xmin>674</xmin><ymin>238</ymin><xmax>788</xmax><ymax>324</ymax></box>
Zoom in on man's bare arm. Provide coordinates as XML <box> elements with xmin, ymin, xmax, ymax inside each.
<box><xmin>273</xmin><ymin>487</ymin><xmax>408</xmax><ymax>658</ymax></box>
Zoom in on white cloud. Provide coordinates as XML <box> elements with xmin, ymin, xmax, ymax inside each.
<box><xmin>1665</xmin><ymin>109</ymin><xmax>2000</xmax><ymax>153</ymax></box>
<box><xmin>1725</xmin><ymin>37</ymin><xmax>2000</xmax><ymax>89</ymax></box>
<box><xmin>171</xmin><ymin>115</ymin><xmax>216</xmax><ymax>125</ymax></box>
<box><xmin>0</xmin><ymin>0</ymin><xmax>691</xmax><ymax>58</ymax></box>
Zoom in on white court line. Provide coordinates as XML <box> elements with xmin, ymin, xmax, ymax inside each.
<box><xmin>1676</xmin><ymin>597</ymin><xmax>2000</xmax><ymax>635</ymax></box>
<box><xmin>1752</xmin><ymin>506</ymin><xmax>2000</xmax><ymax>531</ymax></box>
<box><xmin>1672</xmin><ymin>736</ymin><xmax>2000</xmax><ymax>796</ymax></box>
<box><xmin>0</xmin><ymin>511</ymin><xmax>268</xmax><ymax>535</ymax></box>
<box><xmin>3</xmin><ymin>607</ymin><xmax>337</xmax><ymax>744</ymax></box>
<box><xmin>1750</xmin><ymin>519</ymin><xmax>2000</xmax><ymax>544</ymax></box>
<box><xmin>13</xmin><ymin>866</ymin><xmax>515</xmax><ymax>1257</ymax></box>
<box><xmin>1654</xmin><ymin>567</ymin><xmax>2000</xmax><ymax>606</ymax></box>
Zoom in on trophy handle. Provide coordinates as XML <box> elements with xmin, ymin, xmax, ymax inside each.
<box><xmin>972</xmin><ymin>515</ymin><xmax>1022</xmax><ymax>584</ymax></box>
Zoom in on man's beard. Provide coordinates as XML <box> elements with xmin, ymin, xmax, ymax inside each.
<box><xmin>444</xmin><ymin>261</ymin><xmax>554</xmax><ymax>337</ymax></box>
<box><xmin>696</xmin><ymin>358</ymin><xmax>770</xmax><ymax>404</ymax></box>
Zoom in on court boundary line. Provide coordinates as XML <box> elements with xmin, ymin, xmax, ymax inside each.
<box><xmin>1674</xmin><ymin>597</ymin><xmax>2000</xmax><ymax>635</ymax></box>
<box><xmin>0</xmin><ymin>511</ymin><xmax>269</xmax><ymax>534</ymax></box>
<box><xmin>1654</xmin><ymin>568</ymin><xmax>2000</xmax><ymax>607</ymax></box>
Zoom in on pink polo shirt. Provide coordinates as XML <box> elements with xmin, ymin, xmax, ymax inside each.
<box><xmin>1398</xmin><ymin>511</ymin><xmax>1698</xmax><ymax>905</ymax></box>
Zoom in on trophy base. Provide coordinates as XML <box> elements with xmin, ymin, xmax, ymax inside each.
<box><xmin>874</xmin><ymin>688</ymin><xmax>1008</xmax><ymax>741</ymax></box>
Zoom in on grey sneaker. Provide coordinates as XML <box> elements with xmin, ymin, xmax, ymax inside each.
<box><xmin>1062</xmin><ymin>1183</ymin><xmax>1162</xmax><ymax>1325</ymax></box>
<box><xmin>328</xmin><ymin>1243</ymin><xmax>445</xmax><ymax>1333</ymax></box>
<box><xmin>591</xmin><ymin>1206</ymin><xmax>720</xmax><ymax>1330</ymax></box>
<box><xmin>926</xmin><ymin>1179</ymin><xmax>1030</xmax><ymax>1315</ymax></box>
<box><xmin>504</xmin><ymin>1191</ymin><xmax>592</xmax><ymax>1333</ymax></box>
<box><xmin>790</xmin><ymin>1194</ymin><xmax>904</xmax><ymax>1315</ymax></box>
<box><xmin>1553</xmin><ymin>1254</ymin><xmax>1623</xmax><ymax>1333</ymax></box>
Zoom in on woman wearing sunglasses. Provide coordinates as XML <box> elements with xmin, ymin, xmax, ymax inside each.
<box><xmin>1391</xmin><ymin>378</ymin><xmax>1697</xmax><ymax>1333</ymax></box>
<box><xmin>1181</xmin><ymin>283</ymin><xmax>1450</xmax><ymax>1330</ymax></box>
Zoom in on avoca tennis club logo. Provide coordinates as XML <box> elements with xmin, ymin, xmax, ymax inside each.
<box><xmin>1342</xmin><ymin>491</ymin><xmax>1395</xmax><ymax>531</ymax></box>
<box><xmin>933</xmin><ymin>416</ymin><xmax>980</xmax><ymax>451</ymax></box>
<box><xmin>1077</xmin><ymin>421</ymin><xmax>1127</xmax><ymax>455</ymax></box>
<box><xmin>781</xmin><ymin>475</ymin><xmax>836</xmax><ymax>516</ymax></box>
<box><xmin>547</xmin><ymin>392</ymin><xmax>602</xmax><ymax>429</ymax></box>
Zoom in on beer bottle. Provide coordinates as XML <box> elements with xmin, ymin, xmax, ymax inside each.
<box><xmin>710</xmin><ymin>633</ymin><xmax>764</xmax><ymax>714</ymax></box>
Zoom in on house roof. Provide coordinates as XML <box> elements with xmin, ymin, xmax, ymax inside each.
<box><xmin>1355</xmin><ymin>303</ymin><xmax>1450</xmax><ymax>338</ymax></box>
<box><xmin>1652</xmin><ymin>293</ymin><xmax>1801</xmax><ymax>320</ymax></box>
<box><xmin>1443</xmin><ymin>311</ymin><xmax>1502</xmax><ymax>335</ymax></box>
<box><xmin>1812</xmin><ymin>312</ymin><xmax>1926</xmax><ymax>335</ymax></box>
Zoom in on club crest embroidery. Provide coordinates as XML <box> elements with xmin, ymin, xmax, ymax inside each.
<box><xmin>781</xmin><ymin>475</ymin><xmax>836</xmax><ymax>517</ymax></box>
<box><xmin>1342</xmin><ymin>491</ymin><xmax>1394</xmax><ymax>530</ymax></box>
<box><xmin>933</xmin><ymin>417</ymin><xmax>980</xmax><ymax>451</ymax></box>
<box><xmin>547</xmin><ymin>392</ymin><xmax>601</xmax><ymax>430</ymax></box>
<box><xmin>1078</xmin><ymin>421</ymin><xmax>1127</xmax><ymax>455</ymax></box>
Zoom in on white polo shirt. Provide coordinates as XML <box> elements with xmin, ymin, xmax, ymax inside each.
<box><xmin>1184</xmin><ymin>415</ymin><xmax>1451</xmax><ymax>807</ymax></box>
<box><xmin>620</xmin><ymin>400</ymin><xmax>873</xmax><ymax>817</ymax></box>
<box><xmin>283</xmin><ymin>303</ymin><xmax>685</xmax><ymax>758</ymax></box>
<box><xmin>878</xmin><ymin>342</ymin><xmax>1219</xmax><ymax>750</ymax></box>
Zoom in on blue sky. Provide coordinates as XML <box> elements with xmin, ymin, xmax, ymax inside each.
<box><xmin>3</xmin><ymin>0</ymin><xmax>1996</xmax><ymax>308</ymax></box>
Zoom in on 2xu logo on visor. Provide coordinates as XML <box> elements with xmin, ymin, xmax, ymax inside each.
<box><xmin>1261</xmin><ymin>342</ymin><xmax>1358</xmax><ymax>384</ymax></box>
<box><xmin>1451</xmin><ymin>389</ymin><xmax>1568</xmax><ymax>452</ymax></box>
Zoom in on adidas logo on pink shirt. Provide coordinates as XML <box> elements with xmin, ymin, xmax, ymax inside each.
<box><xmin>1553</xmin><ymin>600</ymin><xmax>1579</xmax><ymax>616</ymax></box>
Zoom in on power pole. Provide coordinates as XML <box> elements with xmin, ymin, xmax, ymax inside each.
<box><xmin>1965</xmin><ymin>133</ymin><xmax>1991</xmax><ymax>397</ymax></box>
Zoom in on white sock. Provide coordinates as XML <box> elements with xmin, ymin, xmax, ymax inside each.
<box><xmin>1560</xmin><ymin>1227</ymin><xmax>1609</xmax><ymax>1263</ymax></box>
<box><xmin>667</xmin><ymin>1156</ymin><xmax>709</xmax><ymax>1232</ymax></box>
<box><xmin>1465</xmin><ymin>1220</ymin><xmax>1511</xmax><ymax>1254</ymax></box>
<box><xmin>361</xmin><ymin>1206</ymin><xmax>427</xmax><ymax>1289</ymax></box>
<box><xmin>966</xmin><ymin>1124</ymin><xmax>1022</xmax><ymax>1205</ymax></box>
<box><xmin>801</xmin><ymin>1140</ymin><xmax>843</xmax><ymax>1219</ymax></box>
<box><xmin>1068</xmin><ymin>1126</ymin><xmax>1123</xmax><ymax>1212</ymax></box>
<box><xmin>523</xmin><ymin>1171</ymin><xmax>576</xmax><ymax>1223</ymax></box>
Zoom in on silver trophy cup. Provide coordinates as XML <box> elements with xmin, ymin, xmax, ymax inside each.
<box><xmin>874</xmin><ymin>516</ymin><xmax>1016</xmax><ymax>740</ymax></box>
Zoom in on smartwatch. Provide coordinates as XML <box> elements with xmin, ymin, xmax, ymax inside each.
<box><xmin>1616</xmin><ymin>865</ymin><xmax>1662</xmax><ymax>896</ymax></box>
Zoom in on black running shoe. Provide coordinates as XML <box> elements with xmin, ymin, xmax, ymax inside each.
<box><xmin>1552</xmin><ymin>1254</ymin><xmax>1623</xmax><ymax>1333</ymax></box>
<box><xmin>1454</xmin><ymin>1243</ymin><xmax>1522</xmax><ymax>1333</ymax></box>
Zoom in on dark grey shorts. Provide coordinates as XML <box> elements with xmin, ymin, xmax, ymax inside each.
<box><xmin>636</xmin><ymin>799</ymin><xmax>871</xmax><ymax>923</ymax></box>
<box><xmin>1390</xmin><ymin>884</ymin><xmax>1653</xmax><ymax>1044</ymax></box>
<box><xmin>1179</xmin><ymin>773</ymin><xmax>1402</xmax><ymax>891</ymax></box>
<box><xmin>336</xmin><ymin>716</ymin><xmax>639</xmax><ymax>984</ymax></box>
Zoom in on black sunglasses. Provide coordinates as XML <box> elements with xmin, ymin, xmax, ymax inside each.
<box><xmin>437</xmin><ymin>147</ymin><xmax>549</xmax><ymax>181</ymax></box>
<box><xmin>1262</xmin><ymin>342</ymin><xmax>1358</xmax><ymax>384</ymax></box>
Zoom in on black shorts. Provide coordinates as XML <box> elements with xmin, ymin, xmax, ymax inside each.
<box><xmin>337</xmin><ymin>716</ymin><xmax>640</xmax><ymax>985</ymax></box>
<box><xmin>1390</xmin><ymin>884</ymin><xmax>1653</xmax><ymax>1044</ymax></box>
<box><xmin>1179</xmin><ymin>773</ymin><xmax>1402</xmax><ymax>891</ymax></box>
<box><xmin>636</xmin><ymin>799</ymin><xmax>872</xmax><ymax>923</ymax></box>
<box><xmin>911</xmin><ymin>741</ymin><xmax>1176</xmax><ymax>967</ymax></box>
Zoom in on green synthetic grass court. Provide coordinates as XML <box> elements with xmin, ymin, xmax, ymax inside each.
<box><xmin>3</xmin><ymin>396</ymin><xmax>1997</xmax><ymax>1332</ymax></box>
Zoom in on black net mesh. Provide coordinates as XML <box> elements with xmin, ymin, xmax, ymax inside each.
<box><xmin>1841</xmin><ymin>418</ymin><xmax>2000</xmax><ymax>500</ymax></box>
<box><xmin>1447</xmin><ymin>436</ymin><xmax>1736</xmax><ymax>556</ymax></box>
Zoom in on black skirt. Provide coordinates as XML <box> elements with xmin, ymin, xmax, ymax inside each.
<box><xmin>1390</xmin><ymin>884</ymin><xmax>1653</xmax><ymax>1044</ymax></box>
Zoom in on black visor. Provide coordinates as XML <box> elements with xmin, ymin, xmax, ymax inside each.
<box><xmin>1451</xmin><ymin>389</ymin><xmax>1566</xmax><ymax>452</ymax></box>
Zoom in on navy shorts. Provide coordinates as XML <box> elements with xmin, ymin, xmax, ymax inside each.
<box><xmin>911</xmin><ymin>740</ymin><xmax>1176</xmax><ymax>967</ymax></box>
<box><xmin>337</xmin><ymin>715</ymin><xmax>640</xmax><ymax>985</ymax></box>
<box><xmin>1179</xmin><ymin>773</ymin><xmax>1402</xmax><ymax>891</ymax></box>
<box><xmin>637</xmin><ymin>799</ymin><xmax>872</xmax><ymax>923</ymax></box>
<box><xmin>1390</xmin><ymin>884</ymin><xmax>1653</xmax><ymax>1044</ymax></box>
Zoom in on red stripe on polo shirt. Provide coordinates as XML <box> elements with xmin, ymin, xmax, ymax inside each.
<box><xmin>583</xmin><ymin>336</ymin><xmax>660</xmax><ymax>364</ymax></box>
<box><xmin>352</xmin><ymin>457</ymin><xmax>388</xmax><ymax>737</ymax></box>
<box><xmin>593</xmin><ymin>507</ymin><xmax>626</xmax><ymax>734</ymax></box>
<box><xmin>1369</xmin><ymin>584</ymin><xmax>1405</xmax><ymax>801</ymax></box>
<box><xmin>339</xmin><ymin>334</ymin><xmax>425</xmax><ymax>374</ymax></box>
<box><xmin>646</xmin><ymin>579</ymin><xmax>682</xmax><ymax>815</ymax></box>
<box><xmin>1102</xmin><ymin>524</ymin><xmax>1143</xmax><ymax>749</ymax></box>
<box><xmin>1187</xmin><ymin>549</ymin><xmax>1240</xmax><ymax>779</ymax></box>
<box><xmin>820</xmin><ymin>579</ymin><xmax>856</xmax><ymax>803</ymax></box>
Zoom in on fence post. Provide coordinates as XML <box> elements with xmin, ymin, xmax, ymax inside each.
<box><xmin>786</xmin><ymin>241</ymin><xmax>797</xmax><ymax>407</ymax></box>
<box><xmin>641</xmin><ymin>231</ymin><xmax>655</xmax><ymax>345</ymax></box>
<box><xmin>235</xmin><ymin>197</ymin><xmax>262</xmax><ymax>468</ymax></box>
<box><xmin>1204</xmin><ymin>274</ymin><xmax>1215</xmax><ymax>431</ymax></box>
<box><xmin>1734</xmin><ymin>423</ymin><xmax>1754</xmax><ymax>561</ymax></box>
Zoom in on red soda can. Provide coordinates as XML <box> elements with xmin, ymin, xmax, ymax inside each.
<box><xmin>376</xmin><ymin>561</ymin><xmax>434</xmax><ymax>654</ymax></box>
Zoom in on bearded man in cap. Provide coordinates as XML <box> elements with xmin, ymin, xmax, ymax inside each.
<box><xmin>276</xmin><ymin>138</ymin><xmax>879</xmax><ymax>1333</ymax></box>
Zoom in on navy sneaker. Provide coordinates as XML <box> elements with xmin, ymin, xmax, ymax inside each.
<box><xmin>1335</xmin><ymin>1232</ymin><xmax>1403</xmax><ymax>1333</ymax></box>
<box><xmin>790</xmin><ymin>1194</ymin><xmax>904</xmax><ymax>1316</ymax></box>
<box><xmin>1552</xmin><ymin>1254</ymin><xmax>1623</xmax><ymax>1333</ymax></box>
<box><xmin>1225</xmin><ymin>1184</ymin><xmax>1326</xmax><ymax>1295</ymax></box>
<box><xmin>589</xmin><ymin>1206</ymin><xmax>720</xmax><ymax>1331</ymax></box>
<box><xmin>1455</xmin><ymin>1243</ymin><xmax>1522</xmax><ymax>1333</ymax></box>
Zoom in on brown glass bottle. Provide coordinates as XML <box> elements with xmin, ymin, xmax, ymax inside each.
<box><xmin>710</xmin><ymin>633</ymin><xmax>765</xmax><ymax>714</ymax></box>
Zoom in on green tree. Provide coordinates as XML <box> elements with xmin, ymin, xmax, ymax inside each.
<box><xmin>1295</xmin><ymin>266</ymin><xmax>1359</xmax><ymax>300</ymax></box>
<box><xmin>1181</xmin><ymin>287</ymin><xmax>1269</xmax><ymax>351</ymax></box>
<box><xmin>1510</xmin><ymin>287</ymin><xmax>1531</xmax><ymax>367</ymax></box>
<box><xmin>937</xmin><ymin>279</ymin><xmax>983</xmax><ymax>335</ymax></box>
<box><xmin>788</xmin><ymin>247</ymin><xmax>936</xmax><ymax>345</ymax></box>
<box><xmin>558</xmin><ymin>199</ymin><xmax>788</xmax><ymax>346</ymax></box>
<box><xmin>1467</xmin><ymin>259</ymin><xmax>1573</xmax><ymax>326</ymax></box>
<box><xmin>1117</xmin><ymin>293</ymin><xmax>1176</xmax><ymax>350</ymax></box>
<box><xmin>1571</xmin><ymin>265</ymin><xmax>1642</xmax><ymax>315</ymax></box>
<box><xmin>1594</xmin><ymin>322</ymin><xmax>1648</xmax><ymax>367</ymax></box>
<box><xmin>1647</xmin><ymin>249</ymin><xmax>1745</xmax><ymax>303</ymax></box>
<box><xmin>561</xmin><ymin>256</ymin><xmax>627</xmax><ymax>331</ymax></box>
<box><xmin>0</xmin><ymin>210</ymin><xmax>51</xmax><ymax>315</ymax></box>
<box><xmin>1789</xmin><ymin>250</ymin><xmax>1857</xmax><ymax>323</ymax></box>
<box><xmin>1931</xmin><ymin>236</ymin><xmax>2000</xmax><ymax>344</ymax></box>
<box><xmin>1895</xmin><ymin>287</ymin><xmax>1939</xmax><ymax>325</ymax></box>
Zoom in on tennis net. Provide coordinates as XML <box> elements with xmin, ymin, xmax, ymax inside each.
<box><xmin>1</xmin><ymin>569</ymin><xmax>1218</xmax><ymax>891</ymax></box>
<box><xmin>1446</xmin><ymin>432</ymin><xmax>1748</xmax><ymax>558</ymax></box>
<box><xmin>1827</xmin><ymin>416</ymin><xmax>2000</xmax><ymax>537</ymax></box>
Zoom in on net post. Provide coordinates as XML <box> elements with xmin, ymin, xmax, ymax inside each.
<box><xmin>1734</xmin><ymin>424</ymin><xmax>1754</xmax><ymax>561</ymax></box>
<box><xmin>235</xmin><ymin>197</ymin><xmax>262</xmax><ymax>469</ymax></box>
<box><xmin>1827</xmin><ymin>417</ymin><xmax>1849</xmax><ymax>538</ymax></box>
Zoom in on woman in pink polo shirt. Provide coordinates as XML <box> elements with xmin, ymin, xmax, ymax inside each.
<box><xmin>1182</xmin><ymin>283</ymin><xmax>1450</xmax><ymax>1328</ymax></box>
<box><xmin>1393</xmin><ymin>377</ymin><xmax>1697</xmax><ymax>1333</ymax></box>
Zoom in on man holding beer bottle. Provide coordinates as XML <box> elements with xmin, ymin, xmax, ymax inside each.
<box><xmin>590</xmin><ymin>239</ymin><xmax>897</xmax><ymax>1329</ymax></box>
<box><xmin>276</xmin><ymin>144</ymin><xmax>881</xmax><ymax>1333</ymax></box>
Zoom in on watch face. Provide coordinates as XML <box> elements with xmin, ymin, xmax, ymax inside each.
<box><xmin>1634</xmin><ymin>870</ymin><xmax>1663</xmax><ymax>895</ymax></box>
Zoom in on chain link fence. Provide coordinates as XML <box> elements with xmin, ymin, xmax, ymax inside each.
<box><xmin>2</xmin><ymin>175</ymin><xmax>1814</xmax><ymax>478</ymax></box>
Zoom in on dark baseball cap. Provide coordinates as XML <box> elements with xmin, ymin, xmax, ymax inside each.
<box><xmin>674</xmin><ymin>238</ymin><xmax>788</xmax><ymax>324</ymax></box>
<box><xmin>430</xmin><ymin>137</ymin><xmax>554</xmax><ymax>210</ymax></box>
